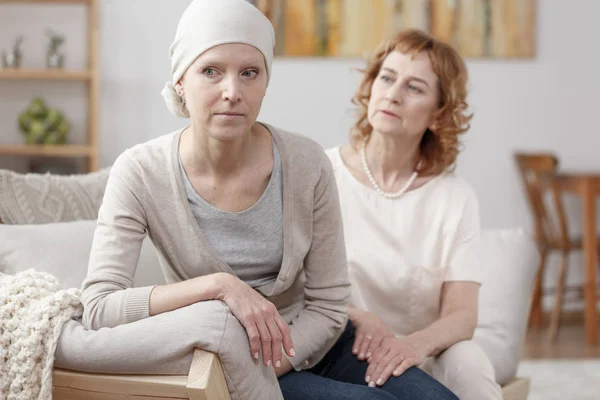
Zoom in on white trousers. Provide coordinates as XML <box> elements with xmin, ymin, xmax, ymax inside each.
<box><xmin>421</xmin><ymin>340</ymin><xmax>503</xmax><ymax>400</ymax></box>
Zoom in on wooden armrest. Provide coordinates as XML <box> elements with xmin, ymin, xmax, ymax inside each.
<box><xmin>501</xmin><ymin>376</ymin><xmax>531</xmax><ymax>400</ymax></box>
<box><xmin>187</xmin><ymin>349</ymin><xmax>231</xmax><ymax>400</ymax></box>
<box><xmin>53</xmin><ymin>349</ymin><xmax>230</xmax><ymax>399</ymax></box>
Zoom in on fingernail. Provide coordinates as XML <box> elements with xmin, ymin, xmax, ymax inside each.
<box><xmin>368</xmin><ymin>382</ymin><xmax>376</xmax><ymax>388</ymax></box>
<box><xmin>352</xmin><ymin>348</ymin><xmax>357</xmax><ymax>354</ymax></box>
<box><xmin>365</xmin><ymin>376</ymin><xmax>370</xmax><ymax>383</ymax></box>
<box><xmin>267</xmin><ymin>360</ymin><xmax>271</xmax><ymax>367</ymax></box>
<box><xmin>276</xmin><ymin>360</ymin><xmax>281</xmax><ymax>368</ymax></box>
<box><xmin>376</xmin><ymin>378</ymin><xmax>383</xmax><ymax>386</ymax></box>
<box><xmin>366</xmin><ymin>352</ymin><xmax>371</xmax><ymax>358</ymax></box>
<box><xmin>359</xmin><ymin>353</ymin><xmax>364</xmax><ymax>359</ymax></box>
<box><xmin>290</xmin><ymin>348</ymin><xmax>296</xmax><ymax>357</ymax></box>
<box><xmin>254</xmin><ymin>352</ymin><xmax>259</xmax><ymax>359</ymax></box>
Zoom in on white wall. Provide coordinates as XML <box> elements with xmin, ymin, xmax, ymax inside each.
<box><xmin>1</xmin><ymin>0</ymin><xmax>599</xmax><ymax>307</ymax></box>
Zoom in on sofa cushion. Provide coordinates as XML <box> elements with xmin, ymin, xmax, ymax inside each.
<box><xmin>473</xmin><ymin>228</ymin><xmax>539</xmax><ymax>385</ymax></box>
<box><xmin>0</xmin><ymin>220</ymin><xmax>165</xmax><ymax>289</ymax></box>
<box><xmin>0</xmin><ymin>168</ymin><xmax>110</xmax><ymax>225</ymax></box>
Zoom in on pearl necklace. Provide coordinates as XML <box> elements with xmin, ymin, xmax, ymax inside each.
<box><xmin>360</xmin><ymin>141</ymin><xmax>420</xmax><ymax>199</ymax></box>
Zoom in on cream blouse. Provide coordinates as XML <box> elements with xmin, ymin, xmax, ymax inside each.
<box><xmin>326</xmin><ymin>147</ymin><xmax>481</xmax><ymax>336</ymax></box>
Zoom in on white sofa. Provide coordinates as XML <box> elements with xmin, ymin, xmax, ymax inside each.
<box><xmin>0</xmin><ymin>165</ymin><xmax>538</xmax><ymax>399</ymax></box>
<box><xmin>0</xmin><ymin>219</ymin><xmax>538</xmax><ymax>399</ymax></box>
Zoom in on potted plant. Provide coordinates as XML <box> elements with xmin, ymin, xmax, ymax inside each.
<box><xmin>46</xmin><ymin>30</ymin><xmax>66</xmax><ymax>69</ymax></box>
<box><xmin>1</xmin><ymin>36</ymin><xmax>24</xmax><ymax>69</ymax></box>
<box><xmin>18</xmin><ymin>97</ymin><xmax>71</xmax><ymax>145</ymax></box>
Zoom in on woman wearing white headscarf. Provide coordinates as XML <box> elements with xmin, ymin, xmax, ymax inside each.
<box><xmin>57</xmin><ymin>1</ymin><xmax>458</xmax><ymax>399</ymax></box>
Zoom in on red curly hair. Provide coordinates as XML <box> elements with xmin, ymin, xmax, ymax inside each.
<box><xmin>351</xmin><ymin>29</ymin><xmax>473</xmax><ymax>176</ymax></box>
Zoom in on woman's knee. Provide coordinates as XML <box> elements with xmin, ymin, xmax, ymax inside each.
<box><xmin>175</xmin><ymin>301</ymin><xmax>282</xmax><ymax>399</ymax></box>
<box><xmin>436</xmin><ymin>340</ymin><xmax>495</xmax><ymax>374</ymax></box>
<box><xmin>431</xmin><ymin>340</ymin><xmax>501</xmax><ymax>400</ymax></box>
<box><xmin>178</xmin><ymin>301</ymin><xmax>252</xmax><ymax>363</ymax></box>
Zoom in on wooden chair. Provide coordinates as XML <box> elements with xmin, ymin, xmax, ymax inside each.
<box><xmin>514</xmin><ymin>152</ymin><xmax>600</xmax><ymax>341</ymax></box>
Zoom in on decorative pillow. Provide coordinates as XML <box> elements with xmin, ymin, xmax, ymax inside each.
<box><xmin>473</xmin><ymin>228</ymin><xmax>539</xmax><ymax>385</ymax></box>
<box><xmin>0</xmin><ymin>168</ymin><xmax>111</xmax><ymax>225</ymax></box>
<box><xmin>0</xmin><ymin>220</ymin><xmax>165</xmax><ymax>289</ymax></box>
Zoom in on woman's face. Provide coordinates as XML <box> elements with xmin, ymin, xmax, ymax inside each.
<box><xmin>177</xmin><ymin>43</ymin><xmax>268</xmax><ymax>141</ymax></box>
<box><xmin>367</xmin><ymin>50</ymin><xmax>440</xmax><ymax>141</ymax></box>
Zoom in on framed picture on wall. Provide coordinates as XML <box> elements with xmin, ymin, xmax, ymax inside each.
<box><xmin>250</xmin><ymin>0</ymin><xmax>536</xmax><ymax>59</ymax></box>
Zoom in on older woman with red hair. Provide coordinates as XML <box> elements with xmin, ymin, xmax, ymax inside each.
<box><xmin>326</xmin><ymin>29</ymin><xmax>502</xmax><ymax>400</ymax></box>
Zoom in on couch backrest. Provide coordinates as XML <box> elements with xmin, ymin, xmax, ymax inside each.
<box><xmin>0</xmin><ymin>168</ymin><xmax>110</xmax><ymax>225</ymax></box>
<box><xmin>473</xmin><ymin>228</ymin><xmax>539</xmax><ymax>385</ymax></box>
<box><xmin>0</xmin><ymin>220</ymin><xmax>166</xmax><ymax>288</ymax></box>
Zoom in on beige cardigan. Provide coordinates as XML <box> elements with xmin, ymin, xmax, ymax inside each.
<box><xmin>80</xmin><ymin>123</ymin><xmax>350</xmax><ymax>370</ymax></box>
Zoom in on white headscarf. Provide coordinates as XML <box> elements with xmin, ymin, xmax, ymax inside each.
<box><xmin>161</xmin><ymin>0</ymin><xmax>275</xmax><ymax>118</ymax></box>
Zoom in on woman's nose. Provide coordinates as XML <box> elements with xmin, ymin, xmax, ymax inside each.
<box><xmin>221</xmin><ymin>76</ymin><xmax>242</xmax><ymax>102</ymax></box>
<box><xmin>384</xmin><ymin>84</ymin><xmax>403</xmax><ymax>105</ymax></box>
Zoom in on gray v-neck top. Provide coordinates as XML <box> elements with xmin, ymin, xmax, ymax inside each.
<box><xmin>178</xmin><ymin>139</ymin><xmax>283</xmax><ymax>288</ymax></box>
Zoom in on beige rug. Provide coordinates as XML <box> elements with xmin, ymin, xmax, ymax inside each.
<box><xmin>517</xmin><ymin>359</ymin><xmax>600</xmax><ymax>399</ymax></box>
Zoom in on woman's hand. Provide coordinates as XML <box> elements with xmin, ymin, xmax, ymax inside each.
<box><xmin>217</xmin><ymin>273</ymin><xmax>295</xmax><ymax>368</ymax></box>
<box><xmin>365</xmin><ymin>335</ymin><xmax>429</xmax><ymax>387</ymax></box>
<box><xmin>350</xmin><ymin>308</ymin><xmax>394</xmax><ymax>361</ymax></box>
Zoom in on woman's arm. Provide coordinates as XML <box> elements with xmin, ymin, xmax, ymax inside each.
<box><xmin>151</xmin><ymin>271</ymin><xmax>296</xmax><ymax>373</ymax></box>
<box><xmin>365</xmin><ymin>184</ymin><xmax>482</xmax><ymax>386</ymax></box>
<box><xmin>414</xmin><ymin>182</ymin><xmax>482</xmax><ymax>356</ymax></box>
<box><xmin>81</xmin><ymin>152</ymin><xmax>226</xmax><ymax>328</ymax></box>
<box><xmin>363</xmin><ymin>282</ymin><xmax>479</xmax><ymax>387</ymax></box>
<box><xmin>148</xmin><ymin>274</ymin><xmax>223</xmax><ymax>316</ymax></box>
<box><xmin>348</xmin><ymin>280</ymin><xmax>478</xmax><ymax>361</ymax></box>
<box><xmin>80</xmin><ymin>152</ymin><xmax>153</xmax><ymax>330</ymax></box>
<box><xmin>407</xmin><ymin>281</ymin><xmax>479</xmax><ymax>357</ymax></box>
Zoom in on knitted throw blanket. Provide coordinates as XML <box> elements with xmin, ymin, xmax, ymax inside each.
<box><xmin>0</xmin><ymin>168</ymin><xmax>110</xmax><ymax>225</ymax></box>
<box><xmin>0</xmin><ymin>269</ymin><xmax>83</xmax><ymax>400</ymax></box>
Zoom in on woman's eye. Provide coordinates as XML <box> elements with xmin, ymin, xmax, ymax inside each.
<box><xmin>243</xmin><ymin>70</ymin><xmax>258</xmax><ymax>78</ymax></box>
<box><xmin>203</xmin><ymin>68</ymin><xmax>216</xmax><ymax>76</ymax></box>
<box><xmin>408</xmin><ymin>85</ymin><xmax>422</xmax><ymax>93</ymax></box>
<box><xmin>380</xmin><ymin>75</ymin><xmax>392</xmax><ymax>83</ymax></box>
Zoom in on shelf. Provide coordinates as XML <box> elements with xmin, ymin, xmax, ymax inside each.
<box><xmin>0</xmin><ymin>0</ymin><xmax>99</xmax><ymax>172</ymax></box>
<box><xmin>0</xmin><ymin>0</ymin><xmax>91</xmax><ymax>4</ymax></box>
<box><xmin>0</xmin><ymin>69</ymin><xmax>92</xmax><ymax>81</ymax></box>
<box><xmin>0</xmin><ymin>144</ymin><xmax>92</xmax><ymax>157</ymax></box>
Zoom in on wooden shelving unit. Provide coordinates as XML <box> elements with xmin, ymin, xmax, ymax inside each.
<box><xmin>0</xmin><ymin>68</ymin><xmax>92</xmax><ymax>80</ymax></box>
<box><xmin>0</xmin><ymin>0</ymin><xmax>99</xmax><ymax>172</ymax></box>
<box><xmin>0</xmin><ymin>0</ymin><xmax>91</xmax><ymax>6</ymax></box>
<box><xmin>0</xmin><ymin>144</ymin><xmax>92</xmax><ymax>157</ymax></box>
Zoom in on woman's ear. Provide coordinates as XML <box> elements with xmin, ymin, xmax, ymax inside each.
<box><xmin>174</xmin><ymin>81</ymin><xmax>184</xmax><ymax>97</ymax></box>
<box><xmin>174</xmin><ymin>80</ymin><xmax>187</xmax><ymax>106</ymax></box>
<box><xmin>428</xmin><ymin>118</ymin><xmax>439</xmax><ymax>134</ymax></box>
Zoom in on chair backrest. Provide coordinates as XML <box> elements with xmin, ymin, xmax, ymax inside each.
<box><xmin>513</xmin><ymin>153</ymin><xmax>569</xmax><ymax>249</ymax></box>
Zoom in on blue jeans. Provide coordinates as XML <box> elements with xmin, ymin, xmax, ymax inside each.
<box><xmin>278</xmin><ymin>323</ymin><xmax>458</xmax><ymax>400</ymax></box>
